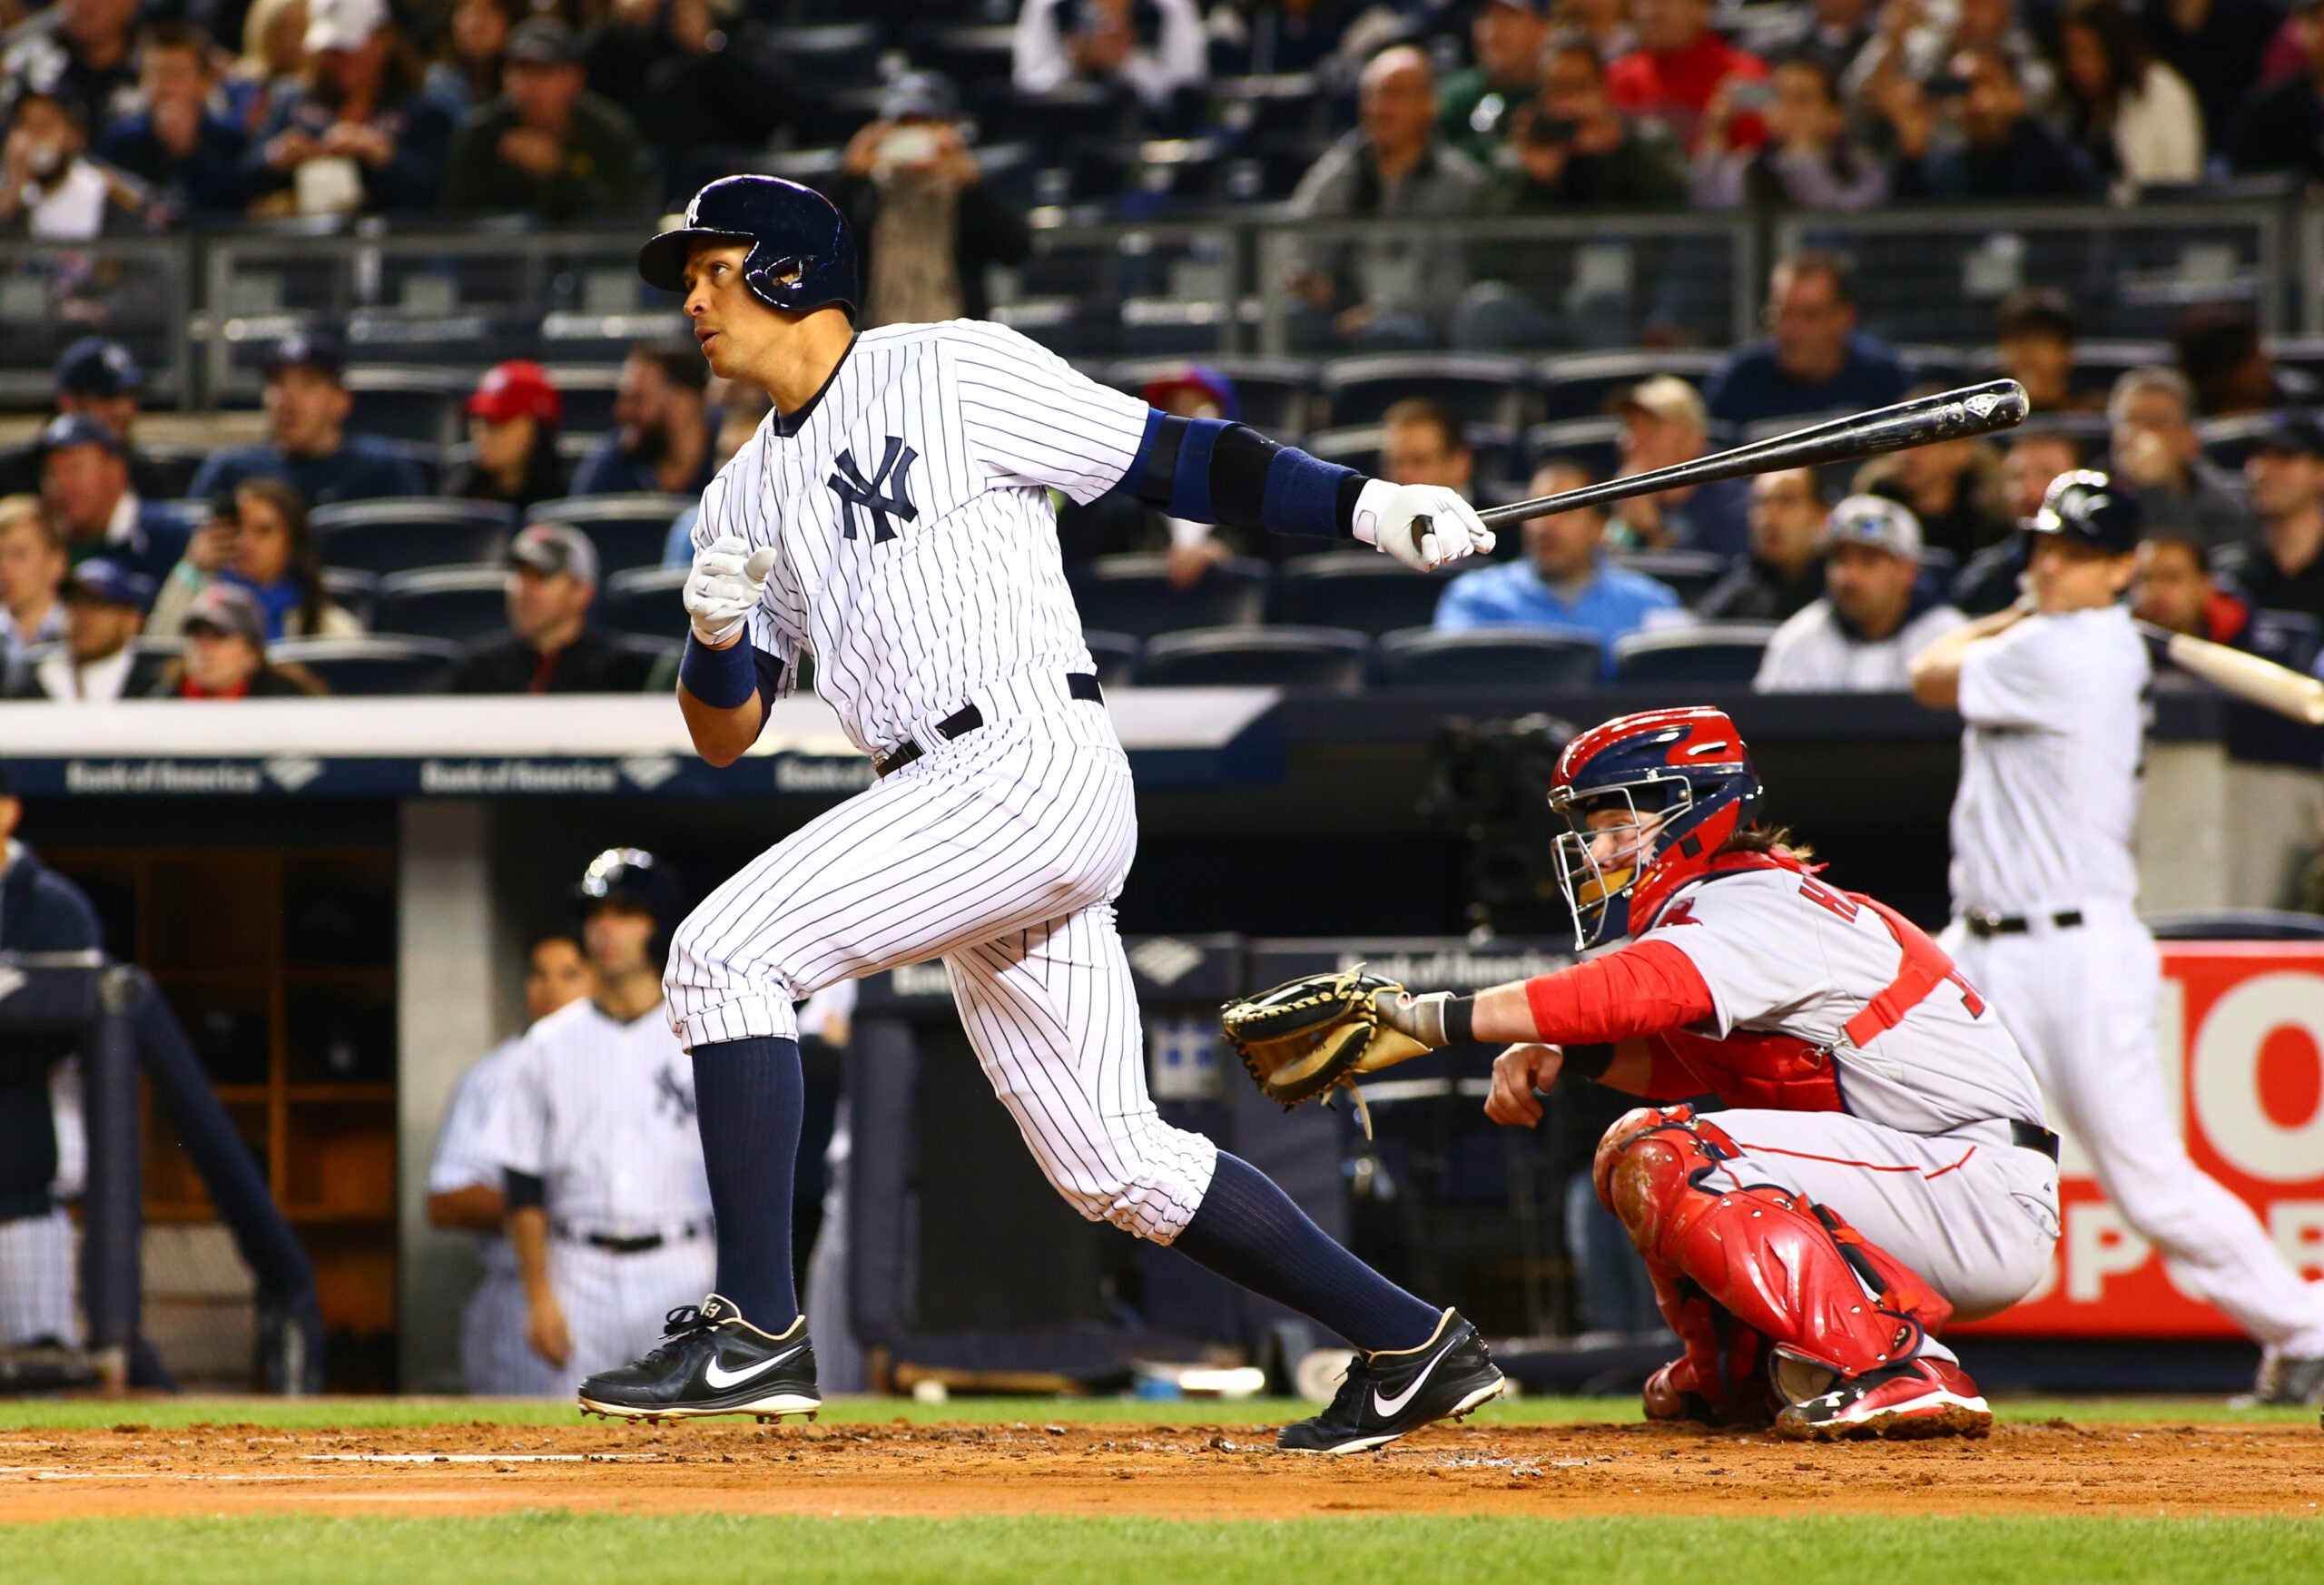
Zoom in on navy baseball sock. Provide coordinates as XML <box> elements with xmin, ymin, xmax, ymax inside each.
<box><xmin>689</xmin><ymin>1036</ymin><xmax>803</xmax><ymax>1325</ymax></box>
<box><xmin>1172</xmin><ymin>1152</ymin><xmax>1440</xmax><ymax>1354</ymax></box>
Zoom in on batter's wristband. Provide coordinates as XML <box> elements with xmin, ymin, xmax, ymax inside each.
<box><xmin>1565</xmin><ymin>1043</ymin><xmax>1614</xmax><ymax>1081</ymax></box>
<box><xmin>680</xmin><ymin>632</ymin><xmax>756</xmax><ymax>709</ymax></box>
<box><xmin>1442</xmin><ymin>996</ymin><xmax>1475</xmax><ymax>1046</ymax></box>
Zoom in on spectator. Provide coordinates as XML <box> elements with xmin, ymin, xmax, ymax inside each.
<box><xmin>2215</xmin><ymin>413</ymin><xmax>2324</xmax><ymax>620</ymax></box>
<box><xmin>1994</xmin><ymin>289</ymin><xmax>2105</xmax><ymax>415</ymax></box>
<box><xmin>0</xmin><ymin>498</ymin><xmax>67</xmax><ymax>686</ymax></box>
<box><xmin>0</xmin><ymin>84</ymin><xmax>136</xmax><ymax>239</ymax></box>
<box><xmin>1851</xmin><ymin>386</ymin><xmax>2013</xmax><ymax>561</ymax></box>
<box><xmin>1886</xmin><ymin>46</ymin><xmax>2100</xmax><ymax>202</ymax></box>
<box><xmin>2</xmin><ymin>0</ymin><xmax>142</xmax><ymax>133</ymax></box>
<box><xmin>3</xmin><ymin>557</ymin><xmax>159</xmax><ymax>701</ymax></box>
<box><xmin>1851</xmin><ymin>0</ymin><xmax>2057</xmax><ymax>109</ymax></box>
<box><xmin>1756</xmin><ymin>494</ymin><xmax>1966</xmax><ymax>692</ymax></box>
<box><xmin>606</xmin><ymin>0</ymin><xmax>794</xmax><ymax>195</ymax></box>
<box><xmin>830</xmin><ymin>72</ymin><xmax>1032</xmax><ymax>328</ymax></box>
<box><xmin>2106</xmin><ymin>366</ymin><xmax>2255</xmax><ymax>549</ymax></box>
<box><xmin>1755</xmin><ymin>0</ymin><xmax>1877</xmax><ymax>83</ymax></box>
<box><xmin>1434</xmin><ymin>457</ymin><xmax>1689</xmax><ymax>677</ymax></box>
<box><xmin>36</xmin><ymin>415</ymin><xmax>187</xmax><ymax>585</ymax></box>
<box><xmin>1705</xmin><ymin>250</ymin><xmax>1908</xmax><ymax>429</ymax></box>
<box><xmin>1439</xmin><ymin>0</ymin><xmax>1552</xmax><ymax>160</ymax></box>
<box><xmin>2133</xmin><ymin>529</ymin><xmax>2251</xmax><ymax>645</ymax></box>
<box><xmin>443</xmin><ymin>359</ymin><xmax>568</xmax><ymax>515</ymax></box>
<box><xmin>1954</xmin><ymin>425</ymin><xmax>2084</xmax><ymax>613</ymax></box>
<box><xmin>1287</xmin><ymin>45</ymin><xmax>1486</xmax><ymax>352</ymax></box>
<box><xmin>445</xmin><ymin>523</ymin><xmax>655</xmax><ymax>694</ymax></box>
<box><xmin>2233</xmin><ymin>0</ymin><xmax>2324</xmax><ymax>182</ymax></box>
<box><xmin>571</xmin><ymin>343</ymin><xmax>714</xmax><ymax>498</ymax></box>
<box><xmin>243</xmin><ymin>0</ymin><xmax>453</xmax><ymax>216</ymax></box>
<box><xmin>94</xmin><ymin>23</ymin><xmax>250</xmax><ymax>222</ymax></box>
<box><xmin>1487</xmin><ymin>35</ymin><xmax>1687</xmax><ymax>210</ymax></box>
<box><xmin>425</xmin><ymin>0</ymin><xmax>514</xmax><ymax>115</ymax></box>
<box><xmin>1607</xmin><ymin>0</ymin><xmax>1768</xmax><ymax>153</ymax></box>
<box><xmin>149</xmin><ymin>477</ymin><xmax>360</xmax><ymax>641</ymax></box>
<box><xmin>1699</xmin><ymin>467</ymin><xmax>1829</xmax><ymax>620</ymax></box>
<box><xmin>2173</xmin><ymin>303</ymin><xmax>2294</xmax><ymax>417</ymax></box>
<box><xmin>1205</xmin><ymin>0</ymin><xmax>1362</xmax><ymax>78</ymax></box>
<box><xmin>0</xmin><ymin>339</ymin><xmax>173</xmax><ymax>500</ymax></box>
<box><xmin>1557</xmin><ymin>0</ymin><xmax>1636</xmax><ymax>60</ymax></box>
<box><xmin>442</xmin><ymin>17</ymin><xmax>645</xmax><ymax>219</ymax></box>
<box><xmin>153</xmin><ymin>579</ymin><xmax>325</xmax><ymax>697</ymax></box>
<box><xmin>189</xmin><ymin>330</ymin><xmax>425</xmax><ymax>505</ymax></box>
<box><xmin>225</xmin><ymin>0</ymin><xmax>310</xmax><ymax>139</ymax></box>
<box><xmin>1604</xmin><ymin>375</ymin><xmax>1750</xmax><ymax>557</ymax></box>
<box><xmin>1380</xmin><ymin>398</ymin><xmax>1474</xmax><ymax>494</ymax></box>
<box><xmin>1012</xmin><ymin>0</ymin><xmax>1206</xmax><ymax>122</ymax></box>
<box><xmin>658</xmin><ymin>381</ymin><xmax>775</xmax><ymax>566</ymax></box>
<box><xmin>2157</xmin><ymin>0</ymin><xmax>2284</xmax><ymax>153</ymax></box>
<box><xmin>2052</xmin><ymin>0</ymin><xmax>2203</xmax><ymax>190</ymax></box>
<box><xmin>1691</xmin><ymin>56</ymin><xmax>1886</xmax><ymax>211</ymax></box>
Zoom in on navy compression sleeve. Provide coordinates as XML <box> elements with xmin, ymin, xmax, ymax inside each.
<box><xmin>1116</xmin><ymin>410</ymin><xmax>1366</xmax><ymax>539</ymax></box>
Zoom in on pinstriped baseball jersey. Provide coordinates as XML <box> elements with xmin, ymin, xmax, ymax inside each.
<box><xmin>694</xmin><ymin>319</ymin><xmax>1152</xmax><ymax>756</ymax></box>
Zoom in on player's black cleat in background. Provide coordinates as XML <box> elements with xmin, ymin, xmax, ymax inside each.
<box><xmin>578</xmin><ymin>1295</ymin><xmax>820</xmax><ymax>1423</ymax></box>
<box><xmin>1275</xmin><ymin>1311</ymin><xmax>1503</xmax><ymax>1453</ymax></box>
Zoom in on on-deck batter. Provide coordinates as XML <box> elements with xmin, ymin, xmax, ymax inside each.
<box><xmin>1909</xmin><ymin>469</ymin><xmax>2324</xmax><ymax>1407</ymax></box>
<box><xmin>576</xmin><ymin>176</ymin><xmax>1509</xmax><ymax>1452</ymax></box>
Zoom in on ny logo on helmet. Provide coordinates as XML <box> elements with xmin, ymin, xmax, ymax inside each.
<box><xmin>830</xmin><ymin>436</ymin><xmax>919</xmax><ymax>543</ymax></box>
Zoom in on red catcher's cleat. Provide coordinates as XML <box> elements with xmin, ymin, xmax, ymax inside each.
<box><xmin>1773</xmin><ymin>1358</ymin><xmax>1992</xmax><ymax>1442</ymax></box>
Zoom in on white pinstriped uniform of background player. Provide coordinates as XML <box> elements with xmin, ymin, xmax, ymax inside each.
<box><xmin>576</xmin><ymin>175</ymin><xmax>1511</xmax><ymax>1452</ymax></box>
<box><xmin>1912</xmin><ymin>470</ymin><xmax>2324</xmax><ymax>1405</ymax></box>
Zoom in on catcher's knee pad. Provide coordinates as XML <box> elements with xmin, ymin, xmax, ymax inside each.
<box><xmin>1591</xmin><ymin>1103</ymin><xmax>1736</xmax><ymax>1245</ymax></box>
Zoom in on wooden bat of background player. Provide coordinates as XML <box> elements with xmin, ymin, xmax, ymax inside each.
<box><xmin>1475</xmin><ymin>379</ymin><xmax>2032</xmax><ymax>529</ymax></box>
<box><xmin>2134</xmin><ymin>619</ymin><xmax>2324</xmax><ymax>725</ymax></box>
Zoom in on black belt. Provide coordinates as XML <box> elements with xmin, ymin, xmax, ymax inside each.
<box><xmin>1964</xmin><ymin>910</ymin><xmax>2083</xmax><ymax>938</ymax></box>
<box><xmin>872</xmin><ymin>672</ymin><xmax>1103</xmax><ymax>778</ymax></box>
<box><xmin>2010</xmin><ymin>1120</ymin><xmax>2061</xmax><ymax>1161</ymax></box>
<box><xmin>553</xmin><ymin>1221</ymin><xmax>705</xmax><ymax>1255</ymax></box>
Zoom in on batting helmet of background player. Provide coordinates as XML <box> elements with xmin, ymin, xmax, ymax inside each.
<box><xmin>635</xmin><ymin>175</ymin><xmax>860</xmax><ymax>322</ymax></box>
<box><xmin>573</xmin><ymin>848</ymin><xmax>686</xmax><ymax>970</ymax></box>
<box><xmin>2028</xmin><ymin>468</ymin><xmax>2141</xmax><ymax>553</ymax></box>
<box><xmin>1546</xmin><ymin>706</ymin><xmax>1764</xmax><ymax>950</ymax></box>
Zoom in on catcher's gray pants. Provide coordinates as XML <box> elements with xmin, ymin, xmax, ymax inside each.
<box><xmin>664</xmin><ymin>694</ymin><xmax>1217</xmax><ymax>1244</ymax></box>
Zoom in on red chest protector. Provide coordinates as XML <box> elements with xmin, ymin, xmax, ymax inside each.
<box><xmin>1640</xmin><ymin>853</ymin><xmax>1984</xmax><ymax>1115</ymax></box>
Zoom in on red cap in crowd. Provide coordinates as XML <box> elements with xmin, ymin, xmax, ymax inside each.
<box><xmin>468</xmin><ymin>360</ymin><xmax>563</xmax><ymax>427</ymax></box>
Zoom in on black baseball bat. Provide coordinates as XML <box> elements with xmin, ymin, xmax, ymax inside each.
<box><xmin>1477</xmin><ymin>379</ymin><xmax>2030</xmax><ymax>529</ymax></box>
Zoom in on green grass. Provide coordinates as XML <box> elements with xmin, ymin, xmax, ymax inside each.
<box><xmin>2</xmin><ymin>1513</ymin><xmax>2320</xmax><ymax>1585</ymax></box>
<box><xmin>0</xmin><ymin>1393</ymin><xmax>2314</xmax><ymax>1432</ymax></box>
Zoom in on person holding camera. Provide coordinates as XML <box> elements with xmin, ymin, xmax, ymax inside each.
<box><xmin>1691</xmin><ymin>56</ymin><xmax>1887</xmax><ymax>211</ymax></box>
<box><xmin>828</xmin><ymin>73</ymin><xmax>1030</xmax><ymax>330</ymax></box>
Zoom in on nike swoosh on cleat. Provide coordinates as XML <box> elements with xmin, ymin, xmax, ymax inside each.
<box><xmin>1371</xmin><ymin>1344</ymin><xmax>1452</xmax><ymax>1419</ymax></box>
<box><xmin>703</xmin><ymin>1344</ymin><xmax>804</xmax><ymax>1391</ymax></box>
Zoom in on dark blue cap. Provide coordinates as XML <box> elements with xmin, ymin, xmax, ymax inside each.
<box><xmin>2250</xmin><ymin>410</ymin><xmax>2324</xmax><ymax>459</ymax></box>
<box><xmin>265</xmin><ymin>328</ymin><xmax>346</xmax><ymax>381</ymax></box>
<box><xmin>64</xmin><ymin>557</ymin><xmax>156</xmax><ymax>613</ymax></box>
<box><xmin>2032</xmin><ymin>469</ymin><xmax>2141</xmax><ymax>554</ymax></box>
<box><xmin>37</xmin><ymin>412</ymin><xmax>126</xmax><ymax>458</ymax></box>
<box><xmin>55</xmin><ymin>336</ymin><xmax>143</xmax><ymax>399</ymax></box>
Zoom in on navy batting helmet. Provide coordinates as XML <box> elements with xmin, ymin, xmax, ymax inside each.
<box><xmin>2031</xmin><ymin>469</ymin><xmax>2140</xmax><ymax>554</ymax></box>
<box><xmin>573</xmin><ymin>848</ymin><xmax>685</xmax><ymax>968</ymax></box>
<box><xmin>636</xmin><ymin>175</ymin><xmax>859</xmax><ymax>321</ymax></box>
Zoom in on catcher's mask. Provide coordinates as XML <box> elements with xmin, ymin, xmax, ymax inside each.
<box><xmin>1547</xmin><ymin>706</ymin><xmax>1761</xmax><ymax>950</ymax></box>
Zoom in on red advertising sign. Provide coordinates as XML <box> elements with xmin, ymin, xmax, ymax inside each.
<box><xmin>1959</xmin><ymin>943</ymin><xmax>2324</xmax><ymax>1337</ymax></box>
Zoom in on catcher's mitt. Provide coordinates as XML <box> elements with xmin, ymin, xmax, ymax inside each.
<box><xmin>1219</xmin><ymin>967</ymin><xmax>1432</xmax><ymax>1129</ymax></box>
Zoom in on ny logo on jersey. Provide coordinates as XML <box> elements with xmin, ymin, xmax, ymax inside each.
<box><xmin>829</xmin><ymin>436</ymin><xmax>919</xmax><ymax>543</ymax></box>
<box><xmin>654</xmin><ymin>1064</ymin><xmax>697</xmax><ymax>1125</ymax></box>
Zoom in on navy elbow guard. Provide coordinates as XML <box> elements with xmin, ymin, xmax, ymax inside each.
<box><xmin>1120</xmin><ymin>412</ymin><xmax>1364</xmax><ymax>539</ymax></box>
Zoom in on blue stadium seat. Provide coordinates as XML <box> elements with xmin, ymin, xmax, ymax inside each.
<box><xmin>1527</xmin><ymin>416</ymin><xmax>1624</xmax><ymax>480</ymax></box>
<box><xmin>374</xmin><ymin>567</ymin><xmax>509</xmax><ymax>644</ymax></box>
<box><xmin>1897</xmin><ymin>346</ymin><xmax>1967</xmax><ymax>388</ymax></box>
<box><xmin>600</xmin><ymin>566</ymin><xmax>684</xmax><ymax>642</ymax></box>
<box><xmin>540</xmin><ymin>364</ymin><xmax>622</xmax><ymax>438</ymax></box>
<box><xmin>1138</xmin><ymin>625</ymin><xmax>1371</xmax><ymax>691</ymax></box>
<box><xmin>760</xmin><ymin>24</ymin><xmax>882</xmax><ymax>85</ymax></box>
<box><xmin>321</xmin><ymin>569</ymin><xmax>379</xmax><ymax>628</ymax></box>
<box><xmin>2197</xmin><ymin>413</ymin><xmax>2280</xmax><ymax>472</ymax></box>
<box><xmin>1374</xmin><ymin>626</ymin><xmax>1601</xmax><ymax>688</ymax></box>
<box><xmin>271</xmin><ymin>635</ymin><xmax>461</xmax><ymax>695</ymax></box>
<box><xmin>141</xmin><ymin>441</ymin><xmax>209</xmax><ymax>498</ymax></box>
<box><xmin>1275</xmin><ymin>553</ymin><xmax>1450</xmax><ymax>637</ymax></box>
<box><xmin>527</xmin><ymin>494</ymin><xmax>690</xmax><ymax>579</ymax></box>
<box><xmin>1307</xmin><ymin>421</ymin><xmax>1516</xmax><ymax>481</ymax></box>
<box><xmin>1319</xmin><ymin>353</ymin><xmax>1535</xmax><ymax>428</ymax></box>
<box><xmin>1537</xmin><ymin>349</ymin><xmax>1724</xmax><ymax>422</ymax></box>
<box><xmin>310</xmin><ymin>499</ymin><xmax>516</xmax><ymax>577</ymax></box>
<box><xmin>344</xmin><ymin>365</ymin><xmax>472</xmax><ymax>447</ymax></box>
<box><xmin>1082</xmin><ymin>630</ymin><xmax>1141</xmax><ymax>689</ymax></box>
<box><xmin>1612</xmin><ymin>623</ymin><xmax>1777</xmax><ymax>684</ymax></box>
<box><xmin>2249</xmin><ymin>608</ymin><xmax>2323</xmax><ymax>674</ymax></box>
<box><xmin>1105</xmin><ymin>356</ymin><xmax>1321</xmax><ymax>440</ymax></box>
<box><xmin>1613</xmin><ymin>550</ymin><xmax>1729</xmax><ymax>607</ymax></box>
<box><xmin>1068</xmin><ymin>554</ymin><xmax>1269</xmax><ymax>639</ymax></box>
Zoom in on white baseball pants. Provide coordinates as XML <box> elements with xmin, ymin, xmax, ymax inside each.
<box><xmin>665</xmin><ymin>679</ymin><xmax>1219</xmax><ymax>1244</ymax></box>
<box><xmin>0</xmin><ymin>1208</ymin><xmax>77</xmax><ymax>1345</ymax></box>
<box><xmin>460</xmin><ymin>1241</ymin><xmax>568</xmax><ymax>1396</ymax></box>
<box><xmin>547</xmin><ymin>1233</ymin><xmax>717</xmax><ymax>1385</ymax></box>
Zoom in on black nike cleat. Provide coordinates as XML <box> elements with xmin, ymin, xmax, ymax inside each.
<box><xmin>1275</xmin><ymin>1311</ymin><xmax>1504</xmax><ymax>1454</ymax></box>
<box><xmin>577</xmin><ymin>1295</ymin><xmax>820</xmax><ymax>1423</ymax></box>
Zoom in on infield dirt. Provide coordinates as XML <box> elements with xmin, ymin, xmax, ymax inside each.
<box><xmin>1</xmin><ymin>1417</ymin><xmax>2317</xmax><ymax>1523</ymax></box>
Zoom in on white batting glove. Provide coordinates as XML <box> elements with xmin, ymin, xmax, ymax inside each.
<box><xmin>684</xmin><ymin>534</ymin><xmax>778</xmax><ymax>647</ymax></box>
<box><xmin>1358</xmin><ymin>482</ymin><xmax>1497</xmax><ymax>572</ymax></box>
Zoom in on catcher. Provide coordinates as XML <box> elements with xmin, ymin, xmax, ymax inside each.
<box><xmin>1224</xmin><ymin>705</ymin><xmax>2061</xmax><ymax>1441</ymax></box>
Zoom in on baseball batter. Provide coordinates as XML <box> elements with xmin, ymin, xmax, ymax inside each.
<box><xmin>1909</xmin><ymin>471</ymin><xmax>2324</xmax><ymax>1406</ymax></box>
<box><xmin>576</xmin><ymin>175</ymin><xmax>1505</xmax><ymax>1452</ymax></box>
<box><xmin>425</xmin><ymin>930</ymin><xmax>593</xmax><ymax>1395</ymax></box>
<box><xmin>1361</xmin><ymin>705</ymin><xmax>2060</xmax><ymax>1438</ymax></box>
<box><xmin>486</xmin><ymin>852</ymin><xmax>716</xmax><ymax>1386</ymax></box>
